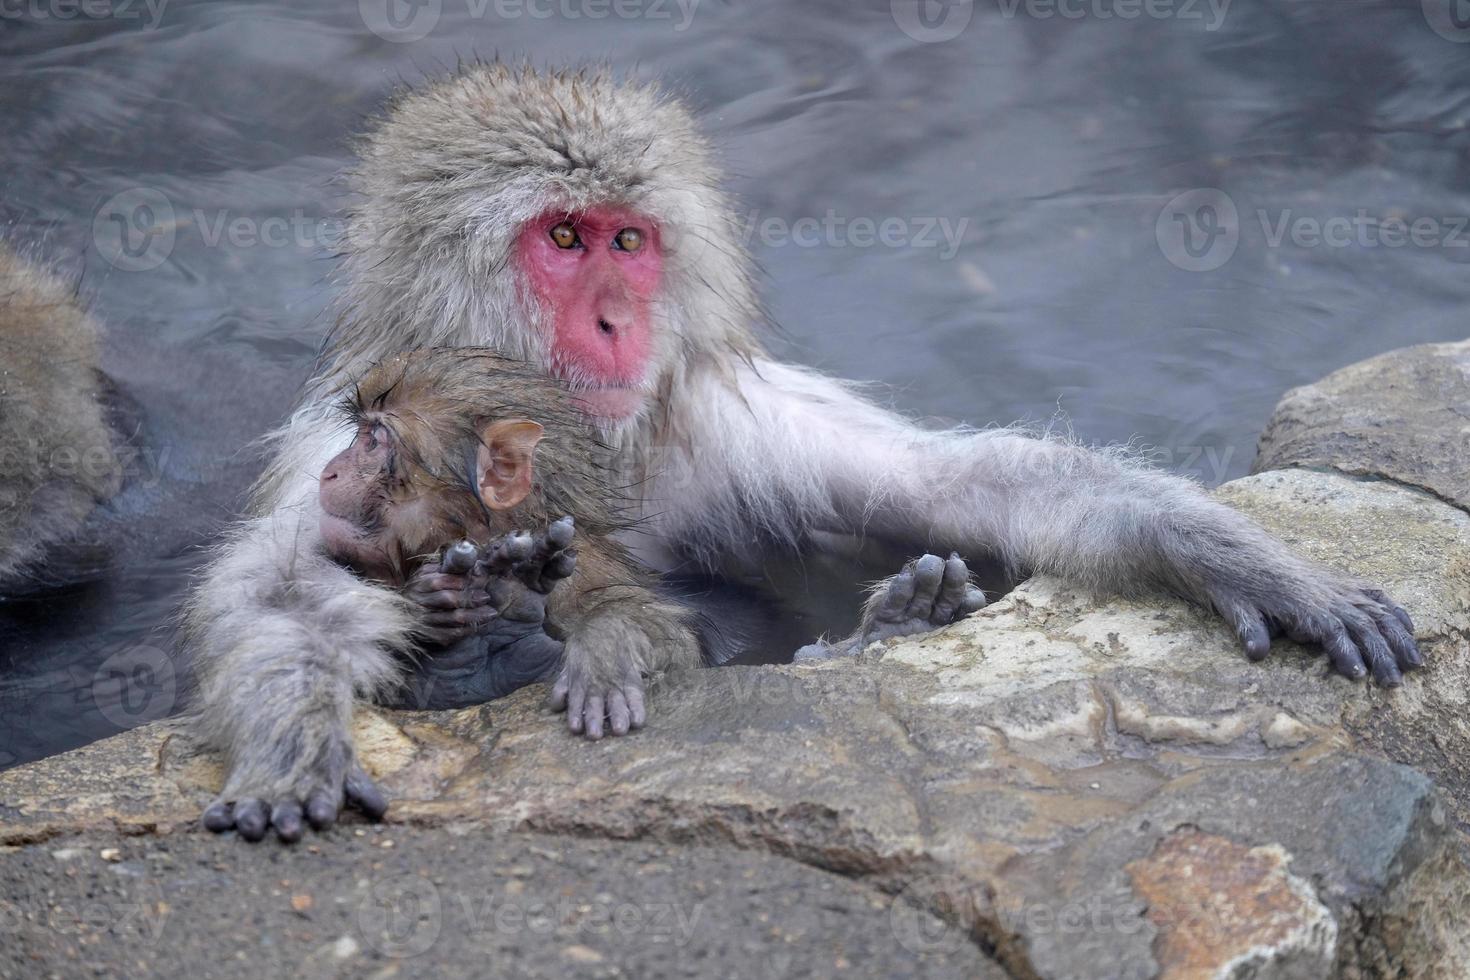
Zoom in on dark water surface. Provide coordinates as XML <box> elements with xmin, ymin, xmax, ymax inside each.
<box><xmin>3</xmin><ymin>0</ymin><xmax>1469</xmax><ymax>767</ymax></box>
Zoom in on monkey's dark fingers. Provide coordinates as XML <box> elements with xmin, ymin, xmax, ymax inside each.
<box><xmin>873</xmin><ymin>567</ymin><xmax>917</xmax><ymax>623</ymax></box>
<box><xmin>566</xmin><ymin>683</ymin><xmax>589</xmax><ymax>734</ymax></box>
<box><xmin>271</xmin><ymin>802</ymin><xmax>306</xmax><ymax>843</ymax></box>
<box><xmin>552</xmin><ymin>673</ymin><xmax>600</xmax><ymax>738</ymax></box>
<box><xmin>622</xmin><ymin>671</ymin><xmax>647</xmax><ymax>730</ymax></box>
<box><xmin>1371</xmin><ymin>608</ymin><xmax>1422</xmax><ymax>671</ymax></box>
<box><xmin>958</xmin><ymin>586</ymin><xmax>988</xmax><ymax>617</ymax></box>
<box><xmin>1342</xmin><ymin>611</ymin><xmax>1402</xmax><ymax>687</ymax></box>
<box><xmin>1207</xmin><ymin>589</ymin><xmax>1271</xmax><ymax>661</ymax></box>
<box><xmin>202</xmin><ymin>799</ymin><xmax>234</xmax><ymax>833</ymax></box>
<box><xmin>928</xmin><ymin>554</ymin><xmax>972</xmax><ymax>624</ymax></box>
<box><xmin>1365</xmin><ymin>588</ymin><xmax>1416</xmax><ymax>634</ymax></box>
<box><xmin>305</xmin><ymin>790</ymin><xmax>338</xmax><ymax>830</ymax></box>
<box><xmin>345</xmin><ymin>766</ymin><xmax>389</xmax><ymax>821</ymax></box>
<box><xmin>902</xmin><ymin>555</ymin><xmax>946</xmax><ymax>622</ymax></box>
<box><xmin>421</xmin><ymin>607</ymin><xmax>497</xmax><ymax>631</ymax></box>
<box><xmin>511</xmin><ymin>518</ymin><xmax>576</xmax><ymax>593</ymax></box>
<box><xmin>479</xmin><ymin>531</ymin><xmax>534</xmax><ymax>576</ymax></box>
<box><xmin>549</xmin><ymin>671</ymin><xmax>571</xmax><ymax>711</ymax></box>
<box><xmin>1313</xmin><ymin>619</ymin><xmax>1369</xmax><ymax>681</ymax></box>
<box><xmin>582</xmin><ymin>694</ymin><xmax>606</xmax><ymax>740</ymax></box>
<box><xmin>233</xmin><ymin>798</ymin><xmax>270</xmax><ymax>842</ymax></box>
<box><xmin>607</xmin><ymin>689</ymin><xmax>632</xmax><ymax>736</ymax></box>
<box><xmin>546</xmin><ymin>516</ymin><xmax>575</xmax><ymax>551</ymax></box>
<box><xmin>406</xmin><ymin>569</ymin><xmax>469</xmax><ymax>591</ymax></box>
<box><xmin>405</xmin><ymin>564</ymin><xmax>466</xmax><ymax>591</ymax></box>
<box><xmin>522</xmin><ymin>517</ymin><xmax>574</xmax><ymax>568</ymax></box>
<box><xmin>412</xmin><ymin>583</ymin><xmax>491</xmax><ymax>612</ymax></box>
<box><xmin>440</xmin><ymin>540</ymin><xmax>480</xmax><ymax>576</ymax></box>
<box><xmin>541</xmin><ymin>548</ymin><xmax>577</xmax><ymax>585</ymax></box>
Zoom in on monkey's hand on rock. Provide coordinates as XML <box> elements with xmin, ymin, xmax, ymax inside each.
<box><xmin>548</xmin><ymin>656</ymin><xmax>646</xmax><ymax>742</ymax></box>
<box><xmin>391</xmin><ymin>519</ymin><xmax>578</xmax><ymax>709</ymax></box>
<box><xmin>1202</xmin><ymin>565</ymin><xmax>1421</xmax><ymax>686</ymax></box>
<box><xmin>794</xmin><ymin>553</ymin><xmax>988</xmax><ymax>662</ymax></box>
<box><xmin>201</xmin><ymin>756</ymin><xmax>388</xmax><ymax>844</ymax></box>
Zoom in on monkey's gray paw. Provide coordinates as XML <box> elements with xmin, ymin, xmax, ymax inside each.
<box><xmin>1209</xmin><ymin>576</ymin><xmax>1421</xmax><ymax>687</ymax></box>
<box><xmin>796</xmin><ymin>553</ymin><xmax>987</xmax><ymax>662</ymax></box>
<box><xmin>548</xmin><ymin>662</ymin><xmax>646</xmax><ymax>741</ymax></box>
<box><xmin>201</xmin><ymin>764</ymin><xmax>387</xmax><ymax>844</ymax></box>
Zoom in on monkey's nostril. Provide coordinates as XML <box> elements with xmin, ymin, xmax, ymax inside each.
<box><xmin>598</xmin><ymin>318</ymin><xmax>616</xmax><ymax>336</ymax></box>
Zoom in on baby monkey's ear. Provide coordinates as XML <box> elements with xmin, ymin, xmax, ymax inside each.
<box><xmin>475</xmin><ymin>419</ymin><xmax>545</xmax><ymax>510</ymax></box>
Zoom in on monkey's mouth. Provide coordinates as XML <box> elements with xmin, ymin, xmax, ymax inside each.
<box><xmin>568</xmin><ymin>386</ymin><xmax>646</xmax><ymax>422</ymax></box>
<box><xmin>318</xmin><ymin>511</ymin><xmax>367</xmax><ymax>551</ymax></box>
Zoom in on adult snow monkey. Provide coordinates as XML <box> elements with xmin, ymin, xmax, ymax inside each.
<box><xmin>188</xmin><ymin>64</ymin><xmax>1420</xmax><ymax>836</ymax></box>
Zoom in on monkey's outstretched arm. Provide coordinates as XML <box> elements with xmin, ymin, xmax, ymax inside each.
<box><xmin>186</xmin><ymin>507</ymin><xmax>417</xmax><ymax>843</ymax></box>
<box><xmin>666</xmin><ymin>358</ymin><xmax>1421</xmax><ymax>685</ymax></box>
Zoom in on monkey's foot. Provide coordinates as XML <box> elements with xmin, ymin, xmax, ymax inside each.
<box><xmin>549</xmin><ymin>662</ymin><xmax>646</xmax><ymax>741</ymax></box>
<box><xmin>201</xmin><ymin>764</ymin><xmax>387</xmax><ymax>844</ymax></box>
<box><xmin>794</xmin><ymin>553</ymin><xmax>987</xmax><ymax>662</ymax></box>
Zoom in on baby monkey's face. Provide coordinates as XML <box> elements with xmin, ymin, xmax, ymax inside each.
<box><xmin>317</xmin><ymin>409</ymin><xmax>545</xmax><ymax>585</ymax></box>
<box><xmin>318</xmin><ymin>418</ymin><xmax>437</xmax><ymax>583</ymax></box>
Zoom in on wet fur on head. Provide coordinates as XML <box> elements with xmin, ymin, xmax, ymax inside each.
<box><xmin>323</xmin><ymin>63</ymin><xmax>761</xmax><ymax>433</ymax></box>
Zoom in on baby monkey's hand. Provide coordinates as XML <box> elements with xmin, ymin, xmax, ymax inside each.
<box><xmin>394</xmin><ymin>519</ymin><xmax>579</xmax><ymax>709</ymax></box>
<box><xmin>403</xmin><ymin>518</ymin><xmax>578</xmax><ymax>646</ymax></box>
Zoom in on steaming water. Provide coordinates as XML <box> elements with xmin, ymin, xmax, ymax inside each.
<box><xmin>3</xmin><ymin>0</ymin><xmax>1469</xmax><ymax>767</ymax></box>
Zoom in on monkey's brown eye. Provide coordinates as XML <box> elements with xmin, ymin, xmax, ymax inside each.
<box><xmin>614</xmin><ymin>228</ymin><xmax>643</xmax><ymax>252</ymax></box>
<box><xmin>550</xmin><ymin>222</ymin><xmax>580</xmax><ymax>249</ymax></box>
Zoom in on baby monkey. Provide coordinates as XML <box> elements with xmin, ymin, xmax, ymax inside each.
<box><xmin>316</xmin><ymin>348</ymin><xmax>702</xmax><ymax>728</ymax></box>
<box><xmin>201</xmin><ymin>349</ymin><xmax>700</xmax><ymax>842</ymax></box>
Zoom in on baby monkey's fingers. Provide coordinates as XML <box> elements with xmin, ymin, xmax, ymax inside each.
<box><xmin>476</xmin><ymin>531</ymin><xmax>534</xmax><ymax>577</ymax></box>
<box><xmin>511</xmin><ymin>516</ymin><xmax>577</xmax><ymax>594</ymax></box>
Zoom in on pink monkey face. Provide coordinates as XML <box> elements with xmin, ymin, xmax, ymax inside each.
<box><xmin>515</xmin><ymin>206</ymin><xmax>663</xmax><ymax>422</ymax></box>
